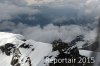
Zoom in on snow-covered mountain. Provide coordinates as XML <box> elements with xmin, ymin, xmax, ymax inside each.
<box><xmin>0</xmin><ymin>32</ymin><xmax>52</xmax><ymax>66</ymax></box>
<box><xmin>0</xmin><ymin>32</ymin><xmax>99</xmax><ymax>66</ymax></box>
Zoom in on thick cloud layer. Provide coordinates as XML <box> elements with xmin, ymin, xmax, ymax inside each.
<box><xmin>24</xmin><ymin>0</ymin><xmax>100</xmax><ymax>20</ymax></box>
<box><xmin>0</xmin><ymin>0</ymin><xmax>99</xmax><ymax>23</ymax></box>
<box><xmin>22</xmin><ymin>24</ymin><xmax>97</xmax><ymax>43</ymax></box>
<box><xmin>0</xmin><ymin>0</ymin><xmax>98</xmax><ymax>44</ymax></box>
<box><xmin>0</xmin><ymin>22</ymin><xmax>96</xmax><ymax>43</ymax></box>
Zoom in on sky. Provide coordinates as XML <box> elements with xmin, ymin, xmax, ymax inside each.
<box><xmin>0</xmin><ymin>0</ymin><xmax>99</xmax><ymax>43</ymax></box>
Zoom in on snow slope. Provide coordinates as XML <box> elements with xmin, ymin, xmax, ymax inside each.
<box><xmin>0</xmin><ymin>32</ymin><xmax>24</xmax><ymax>46</ymax></box>
<box><xmin>0</xmin><ymin>32</ymin><xmax>52</xmax><ymax>66</ymax></box>
<box><xmin>79</xmin><ymin>49</ymin><xmax>100</xmax><ymax>57</ymax></box>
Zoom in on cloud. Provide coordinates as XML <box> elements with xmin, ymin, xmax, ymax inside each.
<box><xmin>11</xmin><ymin>23</ymin><xmax>96</xmax><ymax>43</ymax></box>
<box><xmin>24</xmin><ymin>0</ymin><xmax>100</xmax><ymax>21</ymax></box>
<box><xmin>0</xmin><ymin>21</ymin><xmax>15</xmax><ymax>30</ymax></box>
<box><xmin>0</xmin><ymin>20</ymin><xmax>96</xmax><ymax>44</ymax></box>
<box><xmin>0</xmin><ymin>2</ymin><xmax>39</xmax><ymax>21</ymax></box>
<box><xmin>0</xmin><ymin>0</ymin><xmax>98</xmax><ymax>44</ymax></box>
<box><xmin>52</xmin><ymin>16</ymin><xmax>67</xmax><ymax>23</ymax></box>
<box><xmin>0</xmin><ymin>0</ymin><xmax>99</xmax><ymax>25</ymax></box>
<box><xmin>0</xmin><ymin>22</ymin><xmax>28</xmax><ymax>34</ymax></box>
<box><xmin>25</xmin><ymin>0</ymin><xmax>59</xmax><ymax>5</ymax></box>
<box><xmin>0</xmin><ymin>0</ymin><xmax>26</xmax><ymax>6</ymax></box>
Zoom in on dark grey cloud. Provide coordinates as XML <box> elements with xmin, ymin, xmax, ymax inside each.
<box><xmin>0</xmin><ymin>1</ymin><xmax>39</xmax><ymax>21</ymax></box>
<box><xmin>24</xmin><ymin>0</ymin><xmax>100</xmax><ymax>19</ymax></box>
<box><xmin>0</xmin><ymin>0</ymin><xmax>99</xmax><ymax>27</ymax></box>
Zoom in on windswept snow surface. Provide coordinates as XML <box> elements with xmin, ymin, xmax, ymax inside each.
<box><xmin>0</xmin><ymin>32</ymin><xmax>24</xmax><ymax>40</ymax></box>
<box><xmin>79</xmin><ymin>50</ymin><xmax>93</xmax><ymax>57</ymax></box>
<box><xmin>79</xmin><ymin>50</ymin><xmax>100</xmax><ymax>57</ymax></box>
<box><xmin>0</xmin><ymin>32</ymin><xmax>25</xmax><ymax>46</ymax></box>
<box><xmin>19</xmin><ymin>40</ymin><xmax>52</xmax><ymax>66</ymax></box>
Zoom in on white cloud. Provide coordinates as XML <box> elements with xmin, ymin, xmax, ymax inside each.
<box><xmin>14</xmin><ymin>24</ymin><xmax>96</xmax><ymax>43</ymax></box>
<box><xmin>25</xmin><ymin>0</ymin><xmax>59</xmax><ymax>5</ymax></box>
<box><xmin>0</xmin><ymin>21</ymin><xmax>96</xmax><ymax>44</ymax></box>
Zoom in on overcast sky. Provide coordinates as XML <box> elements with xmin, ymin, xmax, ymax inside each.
<box><xmin>0</xmin><ymin>0</ymin><xmax>99</xmax><ymax>43</ymax></box>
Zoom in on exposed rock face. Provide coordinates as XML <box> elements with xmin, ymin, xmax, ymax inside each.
<box><xmin>82</xmin><ymin>41</ymin><xmax>99</xmax><ymax>51</ymax></box>
<box><xmin>25</xmin><ymin>57</ymin><xmax>32</xmax><ymax>66</ymax></box>
<box><xmin>0</xmin><ymin>43</ymin><xmax>16</xmax><ymax>56</ymax></box>
<box><xmin>19</xmin><ymin>43</ymin><xmax>33</xmax><ymax>48</ymax></box>
<box><xmin>49</xmin><ymin>39</ymin><xmax>93</xmax><ymax>66</ymax></box>
<box><xmin>11</xmin><ymin>48</ymin><xmax>21</xmax><ymax>66</ymax></box>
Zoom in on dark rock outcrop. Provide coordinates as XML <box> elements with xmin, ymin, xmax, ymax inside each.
<box><xmin>49</xmin><ymin>39</ymin><xmax>93</xmax><ymax>66</ymax></box>
<box><xmin>0</xmin><ymin>43</ymin><xmax>16</xmax><ymax>55</ymax></box>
